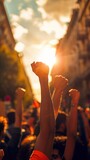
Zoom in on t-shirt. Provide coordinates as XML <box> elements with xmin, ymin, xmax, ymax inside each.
<box><xmin>30</xmin><ymin>150</ymin><xmax>49</xmax><ymax>160</ymax></box>
<box><xmin>4</xmin><ymin>127</ymin><xmax>21</xmax><ymax>160</ymax></box>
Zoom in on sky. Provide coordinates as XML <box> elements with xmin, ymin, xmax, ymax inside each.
<box><xmin>5</xmin><ymin>0</ymin><xmax>76</xmax><ymax>101</ymax></box>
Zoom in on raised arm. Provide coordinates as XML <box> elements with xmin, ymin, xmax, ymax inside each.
<box><xmin>78</xmin><ymin>106</ymin><xmax>90</xmax><ymax>144</ymax></box>
<box><xmin>63</xmin><ymin>89</ymin><xmax>80</xmax><ymax>160</ymax></box>
<box><xmin>30</xmin><ymin>62</ymin><xmax>55</xmax><ymax>159</ymax></box>
<box><xmin>0</xmin><ymin>149</ymin><xmax>4</xmax><ymax>160</ymax></box>
<box><xmin>15</xmin><ymin>87</ymin><xmax>26</xmax><ymax>128</ymax></box>
<box><xmin>52</xmin><ymin>75</ymin><xmax>68</xmax><ymax>118</ymax></box>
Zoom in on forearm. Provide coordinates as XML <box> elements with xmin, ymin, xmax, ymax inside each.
<box><xmin>35</xmin><ymin>78</ymin><xmax>55</xmax><ymax>158</ymax></box>
<box><xmin>15</xmin><ymin>88</ymin><xmax>25</xmax><ymax>127</ymax></box>
<box><xmin>52</xmin><ymin>89</ymin><xmax>62</xmax><ymax>118</ymax></box>
<box><xmin>80</xmin><ymin>111</ymin><xmax>90</xmax><ymax>143</ymax></box>
<box><xmin>40</xmin><ymin>78</ymin><xmax>55</xmax><ymax>133</ymax></box>
<box><xmin>30</xmin><ymin>62</ymin><xmax>55</xmax><ymax>159</ymax></box>
<box><xmin>52</xmin><ymin>75</ymin><xmax>68</xmax><ymax>119</ymax></box>
<box><xmin>67</xmin><ymin>89</ymin><xmax>80</xmax><ymax>138</ymax></box>
<box><xmin>15</xmin><ymin>97</ymin><xmax>23</xmax><ymax>127</ymax></box>
<box><xmin>67</xmin><ymin>105</ymin><xmax>77</xmax><ymax>137</ymax></box>
<box><xmin>64</xmin><ymin>104</ymin><xmax>78</xmax><ymax>160</ymax></box>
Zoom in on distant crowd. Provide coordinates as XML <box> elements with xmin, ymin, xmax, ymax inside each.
<box><xmin>0</xmin><ymin>61</ymin><xmax>90</xmax><ymax>160</ymax></box>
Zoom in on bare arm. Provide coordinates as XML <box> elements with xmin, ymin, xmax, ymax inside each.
<box><xmin>31</xmin><ymin>62</ymin><xmax>55</xmax><ymax>159</ymax></box>
<box><xmin>52</xmin><ymin>75</ymin><xmax>68</xmax><ymax>118</ymax></box>
<box><xmin>0</xmin><ymin>149</ymin><xmax>4</xmax><ymax>160</ymax></box>
<box><xmin>64</xmin><ymin>89</ymin><xmax>80</xmax><ymax>160</ymax></box>
<box><xmin>0</xmin><ymin>100</ymin><xmax>5</xmax><ymax>117</ymax></box>
<box><xmin>15</xmin><ymin>87</ymin><xmax>26</xmax><ymax>128</ymax></box>
<box><xmin>78</xmin><ymin>106</ymin><xmax>90</xmax><ymax>144</ymax></box>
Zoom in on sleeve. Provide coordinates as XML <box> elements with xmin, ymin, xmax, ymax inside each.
<box><xmin>30</xmin><ymin>150</ymin><xmax>49</xmax><ymax>160</ymax></box>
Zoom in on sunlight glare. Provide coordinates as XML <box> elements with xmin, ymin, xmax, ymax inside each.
<box><xmin>15</xmin><ymin>42</ymin><xmax>25</xmax><ymax>52</ymax></box>
<box><xmin>60</xmin><ymin>16</ymin><xmax>70</xmax><ymax>23</ymax></box>
<box><xmin>37</xmin><ymin>45</ymin><xmax>56</xmax><ymax>70</ymax></box>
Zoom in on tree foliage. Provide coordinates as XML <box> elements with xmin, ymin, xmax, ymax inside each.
<box><xmin>0</xmin><ymin>45</ymin><xmax>21</xmax><ymax>101</ymax></box>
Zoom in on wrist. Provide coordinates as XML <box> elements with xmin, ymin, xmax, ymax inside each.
<box><xmin>39</xmin><ymin>77</ymin><xmax>48</xmax><ymax>83</ymax></box>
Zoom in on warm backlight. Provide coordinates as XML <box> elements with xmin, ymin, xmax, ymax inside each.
<box><xmin>37</xmin><ymin>45</ymin><xmax>56</xmax><ymax>71</ymax></box>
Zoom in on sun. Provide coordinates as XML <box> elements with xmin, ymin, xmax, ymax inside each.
<box><xmin>37</xmin><ymin>44</ymin><xmax>56</xmax><ymax>71</ymax></box>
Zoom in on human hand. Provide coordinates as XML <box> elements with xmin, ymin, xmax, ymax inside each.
<box><xmin>31</xmin><ymin>62</ymin><xmax>49</xmax><ymax>78</ymax></box>
<box><xmin>0</xmin><ymin>149</ymin><xmax>4</xmax><ymax>160</ymax></box>
<box><xmin>15</xmin><ymin>87</ymin><xmax>26</xmax><ymax>100</ymax></box>
<box><xmin>53</xmin><ymin>75</ymin><xmax>68</xmax><ymax>92</ymax></box>
<box><xmin>78</xmin><ymin>106</ymin><xmax>84</xmax><ymax>115</ymax></box>
<box><xmin>78</xmin><ymin>106</ymin><xmax>83</xmax><ymax>111</ymax></box>
<box><xmin>69</xmin><ymin>89</ymin><xmax>80</xmax><ymax>106</ymax></box>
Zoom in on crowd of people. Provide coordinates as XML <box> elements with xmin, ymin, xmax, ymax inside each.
<box><xmin>0</xmin><ymin>61</ymin><xmax>90</xmax><ymax>160</ymax></box>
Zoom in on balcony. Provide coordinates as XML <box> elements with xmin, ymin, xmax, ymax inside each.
<box><xmin>77</xmin><ymin>30</ymin><xmax>87</xmax><ymax>41</ymax></box>
<box><xmin>85</xmin><ymin>16</ymin><xmax>90</xmax><ymax>27</ymax></box>
<box><xmin>87</xmin><ymin>42</ymin><xmax>90</xmax><ymax>52</ymax></box>
<box><xmin>79</xmin><ymin>52</ymin><xmax>90</xmax><ymax>60</ymax></box>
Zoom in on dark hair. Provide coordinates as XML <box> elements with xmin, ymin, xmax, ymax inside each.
<box><xmin>17</xmin><ymin>135</ymin><xmax>36</xmax><ymax>160</ymax></box>
<box><xmin>6</xmin><ymin>109</ymin><xmax>15</xmax><ymax>125</ymax></box>
<box><xmin>56</xmin><ymin>111</ymin><xmax>68</xmax><ymax>136</ymax></box>
<box><xmin>0</xmin><ymin>116</ymin><xmax>7</xmax><ymax>134</ymax></box>
<box><xmin>53</xmin><ymin>136</ymin><xmax>66</xmax><ymax>158</ymax></box>
<box><xmin>34</xmin><ymin>120</ymin><xmax>40</xmax><ymax>136</ymax></box>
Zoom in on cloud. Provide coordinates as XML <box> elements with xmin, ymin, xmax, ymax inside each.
<box><xmin>19</xmin><ymin>24</ymin><xmax>52</xmax><ymax>45</ymax></box>
<box><xmin>60</xmin><ymin>16</ymin><xmax>70</xmax><ymax>23</ymax></box>
<box><xmin>37</xmin><ymin>7</ymin><xmax>48</xmax><ymax>19</ymax></box>
<box><xmin>6</xmin><ymin>1</ymin><xmax>76</xmax><ymax>52</ymax></box>
<box><xmin>10</xmin><ymin>14</ymin><xmax>19</xmax><ymax>22</ymax></box>
<box><xmin>36</xmin><ymin>0</ymin><xmax>47</xmax><ymax>6</ymax></box>
<box><xmin>9</xmin><ymin>13</ymin><xmax>28</xmax><ymax>39</ymax></box>
<box><xmin>19</xmin><ymin>8</ymin><xmax>34</xmax><ymax>20</ymax></box>
<box><xmin>6</xmin><ymin>0</ymin><xmax>76</xmax><ymax>46</ymax></box>
<box><xmin>12</xmin><ymin>22</ymin><xmax>28</xmax><ymax>39</ymax></box>
<box><xmin>9</xmin><ymin>2</ymin><xmax>68</xmax><ymax>53</ymax></box>
<box><xmin>39</xmin><ymin>19</ymin><xmax>66</xmax><ymax>38</ymax></box>
<box><xmin>37</xmin><ymin>0</ymin><xmax>76</xmax><ymax>22</ymax></box>
<box><xmin>9</xmin><ymin>15</ymin><xmax>46</xmax><ymax>46</ymax></box>
<box><xmin>5</xmin><ymin>0</ymin><xmax>77</xmax><ymax>101</ymax></box>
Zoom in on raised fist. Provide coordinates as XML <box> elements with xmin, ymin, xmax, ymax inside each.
<box><xmin>53</xmin><ymin>75</ymin><xmax>68</xmax><ymax>92</ymax></box>
<box><xmin>0</xmin><ymin>149</ymin><xmax>4</xmax><ymax>160</ymax></box>
<box><xmin>31</xmin><ymin>62</ymin><xmax>49</xmax><ymax>78</ymax></box>
<box><xmin>15</xmin><ymin>87</ymin><xmax>26</xmax><ymax>99</ymax></box>
<box><xmin>69</xmin><ymin>89</ymin><xmax>80</xmax><ymax>106</ymax></box>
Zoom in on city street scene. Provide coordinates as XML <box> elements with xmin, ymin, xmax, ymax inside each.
<box><xmin>0</xmin><ymin>0</ymin><xmax>90</xmax><ymax>160</ymax></box>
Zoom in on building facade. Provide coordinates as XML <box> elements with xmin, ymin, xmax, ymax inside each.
<box><xmin>0</xmin><ymin>0</ymin><xmax>34</xmax><ymax>106</ymax></box>
<box><xmin>52</xmin><ymin>0</ymin><xmax>90</xmax><ymax>107</ymax></box>
<box><xmin>0</xmin><ymin>0</ymin><xmax>15</xmax><ymax>49</ymax></box>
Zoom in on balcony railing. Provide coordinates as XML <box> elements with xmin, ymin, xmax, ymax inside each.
<box><xmin>85</xmin><ymin>16</ymin><xmax>90</xmax><ymax>27</ymax></box>
<box><xmin>77</xmin><ymin>30</ymin><xmax>87</xmax><ymax>41</ymax></box>
<box><xmin>87</xmin><ymin>43</ymin><xmax>90</xmax><ymax>52</ymax></box>
<box><xmin>79</xmin><ymin>52</ymin><xmax>90</xmax><ymax>60</ymax></box>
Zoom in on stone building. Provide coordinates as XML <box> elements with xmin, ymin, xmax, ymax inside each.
<box><xmin>0</xmin><ymin>0</ymin><xmax>15</xmax><ymax>49</ymax></box>
<box><xmin>0</xmin><ymin>0</ymin><xmax>34</xmax><ymax>106</ymax></box>
<box><xmin>52</xmin><ymin>0</ymin><xmax>90</xmax><ymax>107</ymax></box>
